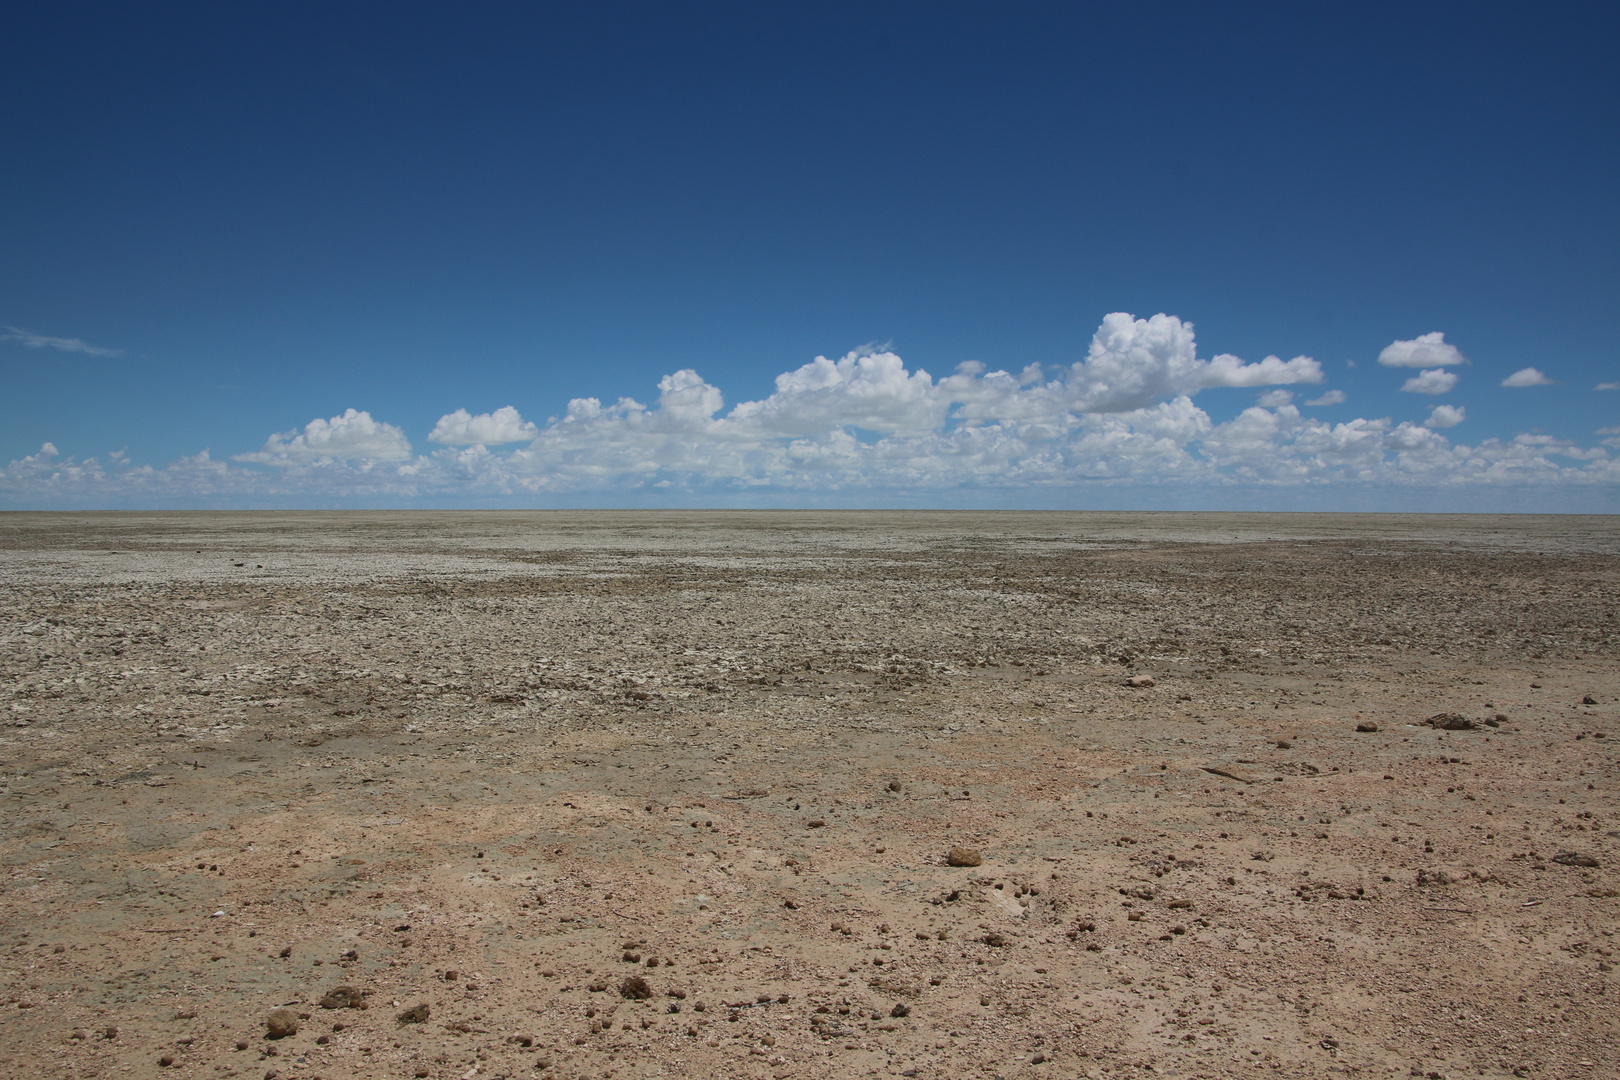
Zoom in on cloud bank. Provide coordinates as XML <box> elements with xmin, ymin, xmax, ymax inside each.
<box><xmin>4</xmin><ymin>313</ymin><xmax>1616</xmax><ymax>508</ymax></box>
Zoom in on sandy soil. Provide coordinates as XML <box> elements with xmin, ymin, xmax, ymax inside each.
<box><xmin>0</xmin><ymin>511</ymin><xmax>1616</xmax><ymax>1080</ymax></box>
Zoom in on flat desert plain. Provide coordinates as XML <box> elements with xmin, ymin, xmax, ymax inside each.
<box><xmin>1</xmin><ymin>511</ymin><xmax>1617</xmax><ymax>1080</ymax></box>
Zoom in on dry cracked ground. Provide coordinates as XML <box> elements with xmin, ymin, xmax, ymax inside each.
<box><xmin>0</xmin><ymin>511</ymin><xmax>1617</xmax><ymax>1080</ymax></box>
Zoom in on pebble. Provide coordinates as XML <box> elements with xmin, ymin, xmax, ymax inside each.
<box><xmin>1126</xmin><ymin>675</ymin><xmax>1156</xmax><ymax>688</ymax></box>
<box><xmin>1355</xmin><ymin>723</ymin><xmax>1379</xmax><ymax>732</ymax></box>
<box><xmin>318</xmin><ymin>986</ymin><xmax>367</xmax><ymax>1010</ymax></box>
<box><xmin>1424</xmin><ymin>713</ymin><xmax>1475</xmax><ymax>730</ymax></box>
<box><xmin>395</xmin><ymin>1002</ymin><xmax>431</xmax><ymax>1024</ymax></box>
<box><xmin>946</xmin><ymin>847</ymin><xmax>983</xmax><ymax>867</ymax></box>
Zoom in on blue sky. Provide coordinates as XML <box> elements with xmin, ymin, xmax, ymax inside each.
<box><xmin>3</xmin><ymin>2</ymin><xmax>1617</xmax><ymax>509</ymax></box>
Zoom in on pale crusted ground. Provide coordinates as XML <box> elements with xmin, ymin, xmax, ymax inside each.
<box><xmin>0</xmin><ymin>511</ymin><xmax>1616</xmax><ymax>1080</ymax></box>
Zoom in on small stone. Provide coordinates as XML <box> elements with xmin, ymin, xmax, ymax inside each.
<box><xmin>946</xmin><ymin>847</ymin><xmax>982</xmax><ymax>867</ymax></box>
<box><xmin>1583</xmin><ymin>695</ymin><xmax>1598</xmax><ymax>705</ymax></box>
<box><xmin>620</xmin><ymin>975</ymin><xmax>653</xmax><ymax>999</ymax></box>
<box><xmin>1126</xmin><ymin>675</ymin><xmax>1155</xmax><ymax>688</ymax></box>
<box><xmin>1552</xmin><ymin>851</ymin><xmax>1600</xmax><ymax>868</ymax></box>
<box><xmin>886</xmin><ymin>780</ymin><xmax>903</xmax><ymax>792</ymax></box>
<box><xmin>395</xmin><ymin>1002</ymin><xmax>430</xmax><ymax>1024</ymax></box>
<box><xmin>1355</xmin><ymin>723</ymin><xmax>1379</xmax><ymax>733</ymax></box>
<box><xmin>318</xmin><ymin>986</ymin><xmax>367</xmax><ymax>1010</ymax></box>
<box><xmin>158</xmin><ymin>1055</ymin><xmax>174</xmax><ymax>1067</ymax></box>
<box><xmin>806</xmin><ymin>819</ymin><xmax>826</xmax><ymax>829</ymax></box>
<box><xmin>264</xmin><ymin>1009</ymin><xmax>299</xmax><ymax>1039</ymax></box>
<box><xmin>890</xmin><ymin>1003</ymin><xmax>910</xmax><ymax>1018</ymax></box>
<box><xmin>1275</xmin><ymin>739</ymin><xmax>1291</xmax><ymax>749</ymax></box>
<box><xmin>1424</xmin><ymin>713</ymin><xmax>1475</xmax><ymax>730</ymax></box>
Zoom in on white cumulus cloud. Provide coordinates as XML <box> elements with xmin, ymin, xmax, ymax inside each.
<box><xmin>1303</xmin><ymin>390</ymin><xmax>1346</xmax><ymax>406</ymax></box>
<box><xmin>1256</xmin><ymin>390</ymin><xmax>1294</xmax><ymax>408</ymax></box>
<box><xmin>1064</xmin><ymin>313</ymin><xmax>1322</xmax><ymax>412</ymax></box>
<box><xmin>2</xmin><ymin>326</ymin><xmax>122</xmax><ymax>357</ymax></box>
<box><xmin>1502</xmin><ymin>367</ymin><xmax>1553</xmax><ymax>388</ymax></box>
<box><xmin>1425</xmin><ymin>404</ymin><xmax>1465</xmax><ymax>428</ymax></box>
<box><xmin>235</xmin><ymin>408</ymin><xmax>412</xmax><ymax>465</ymax></box>
<box><xmin>1401</xmin><ymin>368</ymin><xmax>1459</xmax><ymax>394</ymax></box>
<box><xmin>428</xmin><ymin>406</ymin><xmax>539</xmax><ymax>445</ymax></box>
<box><xmin>1378</xmin><ymin>331</ymin><xmax>1466</xmax><ymax>368</ymax></box>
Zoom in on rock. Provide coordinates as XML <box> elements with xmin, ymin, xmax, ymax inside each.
<box><xmin>620</xmin><ymin>975</ymin><xmax>653</xmax><ymax>999</ymax></box>
<box><xmin>890</xmin><ymin>1003</ymin><xmax>910</xmax><ymax>1018</ymax></box>
<box><xmin>264</xmin><ymin>1009</ymin><xmax>299</xmax><ymax>1039</ymax></box>
<box><xmin>981</xmin><ymin>932</ymin><xmax>1008</xmax><ymax>947</ymax></box>
<box><xmin>395</xmin><ymin>1002</ymin><xmax>430</xmax><ymax>1024</ymax></box>
<box><xmin>1552</xmin><ymin>851</ymin><xmax>1600</xmax><ymax>868</ymax></box>
<box><xmin>1126</xmin><ymin>675</ymin><xmax>1155</xmax><ymax>688</ymax></box>
<box><xmin>318</xmin><ymin>986</ymin><xmax>367</xmax><ymax>1010</ymax></box>
<box><xmin>1276</xmin><ymin>739</ymin><xmax>1291</xmax><ymax>749</ymax></box>
<box><xmin>1583</xmin><ymin>695</ymin><xmax>1599</xmax><ymax>705</ymax></box>
<box><xmin>886</xmin><ymin>780</ymin><xmax>903</xmax><ymax>792</ymax></box>
<box><xmin>1355</xmin><ymin>723</ymin><xmax>1379</xmax><ymax>733</ymax></box>
<box><xmin>1424</xmin><ymin>713</ymin><xmax>1475</xmax><ymax>730</ymax></box>
<box><xmin>946</xmin><ymin>847</ymin><xmax>982</xmax><ymax>867</ymax></box>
